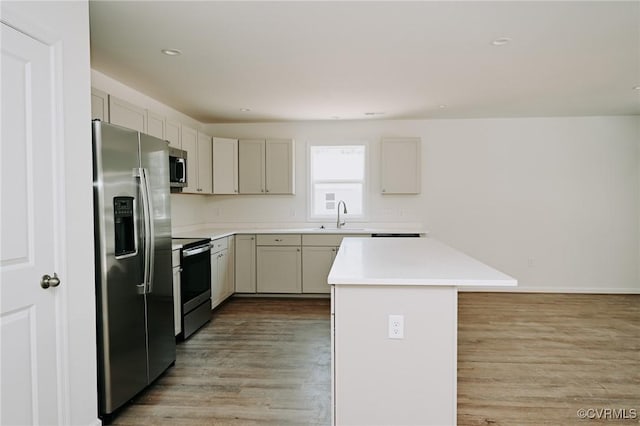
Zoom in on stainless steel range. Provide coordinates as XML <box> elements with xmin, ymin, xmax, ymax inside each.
<box><xmin>173</xmin><ymin>238</ymin><xmax>212</xmax><ymax>339</ymax></box>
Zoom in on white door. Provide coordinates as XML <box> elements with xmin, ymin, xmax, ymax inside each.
<box><xmin>1</xmin><ymin>22</ymin><xmax>62</xmax><ymax>425</ymax></box>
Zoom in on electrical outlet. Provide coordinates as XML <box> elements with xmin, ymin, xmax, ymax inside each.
<box><xmin>388</xmin><ymin>314</ymin><xmax>404</xmax><ymax>339</ymax></box>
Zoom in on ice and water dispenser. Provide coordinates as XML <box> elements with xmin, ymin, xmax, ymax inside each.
<box><xmin>113</xmin><ymin>196</ymin><xmax>135</xmax><ymax>257</ymax></box>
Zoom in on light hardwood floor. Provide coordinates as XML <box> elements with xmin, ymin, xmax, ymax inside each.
<box><xmin>109</xmin><ymin>294</ymin><xmax>639</xmax><ymax>425</ymax></box>
<box><xmin>458</xmin><ymin>293</ymin><xmax>639</xmax><ymax>425</ymax></box>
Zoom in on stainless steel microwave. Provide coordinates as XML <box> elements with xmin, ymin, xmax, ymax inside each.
<box><xmin>168</xmin><ymin>147</ymin><xmax>187</xmax><ymax>190</ymax></box>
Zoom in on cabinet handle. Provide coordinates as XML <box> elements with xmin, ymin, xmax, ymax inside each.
<box><xmin>274</xmin><ymin>238</ymin><xmax>283</xmax><ymax>242</ymax></box>
<box><xmin>297</xmin><ymin>248</ymin><xmax>300</xmax><ymax>252</ymax></box>
<box><xmin>250</xmin><ymin>237</ymin><xmax>254</xmax><ymax>240</ymax></box>
<box><xmin>382</xmin><ymin>188</ymin><xmax>386</xmax><ymax>193</ymax></box>
<box><xmin>265</xmin><ymin>189</ymin><xmax>270</xmax><ymax>193</ymax></box>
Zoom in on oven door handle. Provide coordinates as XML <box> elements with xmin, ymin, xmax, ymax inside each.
<box><xmin>183</xmin><ymin>245</ymin><xmax>211</xmax><ymax>257</ymax></box>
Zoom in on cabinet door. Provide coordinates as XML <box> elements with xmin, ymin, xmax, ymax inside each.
<box><xmin>172</xmin><ymin>266</ymin><xmax>181</xmax><ymax>336</ymax></box>
<box><xmin>197</xmin><ymin>132</ymin><xmax>213</xmax><ymax>194</ymax></box>
<box><xmin>226</xmin><ymin>236</ymin><xmax>235</xmax><ymax>298</ymax></box>
<box><xmin>265</xmin><ymin>139</ymin><xmax>294</xmax><ymax>194</ymax></box>
<box><xmin>146</xmin><ymin>110</ymin><xmax>165</xmax><ymax>140</ymax></box>
<box><xmin>211</xmin><ymin>251</ymin><xmax>220</xmax><ymax>307</ymax></box>
<box><xmin>91</xmin><ymin>87</ymin><xmax>109</xmax><ymax>121</ymax></box>
<box><xmin>256</xmin><ymin>246</ymin><xmax>302</xmax><ymax>293</ymax></box>
<box><xmin>212</xmin><ymin>249</ymin><xmax>228</xmax><ymax>309</ymax></box>
<box><xmin>212</xmin><ymin>137</ymin><xmax>239</xmax><ymax>194</ymax></box>
<box><xmin>109</xmin><ymin>96</ymin><xmax>147</xmax><ymax>133</ymax></box>
<box><xmin>235</xmin><ymin>235</ymin><xmax>256</xmax><ymax>293</ymax></box>
<box><xmin>165</xmin><ymin>120</ymin><xmax>181</xmax><ymax>149</ymax></box>
<box><xmin>380</xmin><ymin>137</ymin><xmax>421</xmax><ymax>194</ymax></box>
<box><xmin>181</xmin><ymin>125</ymin><xmax>198</xmax><ymax>193</ymax></box>
<box><xmin>238</xmin><ymin>139</ymin><xmax>265</xmax><ymax>194</ymax></box>
<box><xmin>302</xmin><ymin>246</ymin><xmax>335</xmax><ymax>294</ymax></box>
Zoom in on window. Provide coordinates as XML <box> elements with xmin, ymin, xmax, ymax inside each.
<box><xmin>309</xmin><ymin>145</ymin><xmax>366</xmax><ymax>220</ymax></box>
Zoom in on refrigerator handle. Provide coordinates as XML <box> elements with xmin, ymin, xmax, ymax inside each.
<box><xmin>143</xmin><ymin>168</ymin><xmax>155</xmax><ymax>294</ymax></box>
<box><xmin>138</xmin><ymin>168</ymin><xmax>152</xmax><ymax>295</ymax></box>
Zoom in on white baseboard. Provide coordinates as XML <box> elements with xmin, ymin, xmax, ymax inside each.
<box><xmin>458</xmin><ymin>285</ymin><xmax>640</xmax><ymax>294</ymax></box>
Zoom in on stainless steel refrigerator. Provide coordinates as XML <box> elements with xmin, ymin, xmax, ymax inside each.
<box><xmin>92</xmin><ymin>120</ymin><xmax>176</xmax><ymax>417</ymax></box>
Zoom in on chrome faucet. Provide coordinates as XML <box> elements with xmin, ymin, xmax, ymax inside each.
<box><xmin>337</xmin><ymin>200</ymin><xmax>348</xmax><ymax>229</ymax></box>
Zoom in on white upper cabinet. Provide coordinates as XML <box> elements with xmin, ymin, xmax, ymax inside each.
<box><xmin>238</xmin><ymin>139</ymin><xmax>266</xmax><ymax>194</ymax></box>
<box><xmin>265</xmin><ymin>139</ymin><xmax>295</xmax><ymax>194</ymax></box>
<box><xmin>197</xmin><ymin>131</ymin><xmax>213</xmax><ymax>194</ymax></box>
<box><xmin>212</xmin><ymin>137</ymin><xmax>239</xmax><ymax>194</ymax></box>
<box><xmin>108</xmin><ymin>95</ymin><xmax>147</xmax><ymax>133</ymax></box>
<box><xmin>180</xmin><ymin>125</ymin><xmax>198</xmax><ymax>193</ymax></box>
<box><xmin>91</xmin><ymin>88</ymin><xmax>109</xmax><ymax>122</ymax></box>
<box><xmin>146</xmin><ymin>110</ymin><xmax>165</xmax><ymax>140</ymax></box>
<box><xmin>238</xmin><ymin>138</ymin><xmax>294</xmax><ymax>194</ymax></box>
<box><xmin>165</xmin><ymin>120</ymin><xmax>181</xmax><ymax>149</ymax></box>
<box><xmin>380</xmin><ymin>137</ymin><xmax>421</xmax><ymax>194</ymax></box>
<box><xmin>182</xmin><ymin>127</ymin><xmax>213</xmax><ymax>194</ymax></box>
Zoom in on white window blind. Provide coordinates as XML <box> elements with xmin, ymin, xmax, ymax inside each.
<box><xmin>309</xmin><ymin>145</ymin><xmax>366</xmax><ymax>219</ymax></box>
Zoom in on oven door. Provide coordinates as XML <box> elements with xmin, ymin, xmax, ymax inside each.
<box><xmin>181</xmin><ymin>243</ymin><xmax>211</xmax><ymax>313</ymax></box>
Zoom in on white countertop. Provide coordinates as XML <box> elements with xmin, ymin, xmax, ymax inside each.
<box><xmin>328</xmin><ymin>237</ymin><xmax>517</xmax><ymax>287</ymax></box>
<box><xmin>173</xmin><ymin>226</ymin><xmax>425</xmax><ymax>241</ymax></box>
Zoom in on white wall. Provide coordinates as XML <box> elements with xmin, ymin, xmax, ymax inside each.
<box><xmin>90</xmin><ymin>72</ymin><xmax>639</xmax><ymax>293</ymax></box>
<box><xmin>204</xmin><ymin>117</ymin><xmax>640</xmax><ymax>293</ymax></box>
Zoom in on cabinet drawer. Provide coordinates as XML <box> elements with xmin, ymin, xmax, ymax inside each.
<box><xmin>172</xmin><ymin>249</ymin><xmax>180</xmax><ymax>267</ymax></box>
<box><xmin>211</xmin><ymin>237</ymin><xmax>228</xmax><ymax>253</ymax></box>
<box><xmin>256</xmin><ymin>234</ymin><xmax>301</xmax><ymax>246</ymax></box>
<box><xmin>302</xmin><ymin>234</ymin><xmax>370</xmax><ymax>246</ymax></box>
<box><xmin>302</xmin><ymin>234</ymin><xmax>343</xmax><ymax>247</ymax></box>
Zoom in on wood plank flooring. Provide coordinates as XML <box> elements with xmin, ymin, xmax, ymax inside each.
<box><xmin>109</xmin><ymin>298</ymin><xmax>331</xmax><ymax>426</ymax></box>
<box><xmin>458</xmin><ymin>293</ymin><xmax>639</xmax><ymax>426</ymax></box>
<box><xmin>108</xmin><ymin>294</ymin><xmax>639</xmax><ymax>426</ymax></box>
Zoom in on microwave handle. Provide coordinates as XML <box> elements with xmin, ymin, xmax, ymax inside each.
<box><xmin>176</xmin><ymin>157</ymin><xmax>186</xmax><ymax>183</ymax></box>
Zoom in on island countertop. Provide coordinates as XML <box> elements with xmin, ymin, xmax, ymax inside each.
<box><xmin>328</xmin><ymin>237</ymin><xmax>517</xmax><ymax>287</ymax></box>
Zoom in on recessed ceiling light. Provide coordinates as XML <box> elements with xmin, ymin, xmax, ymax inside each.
<box><xmin>634</xmin><ymin>85</ymin><xmax>640</xmax><ymax>91</ymax></box>
<box><xmin>240</xmin><ymin>108</ymin><xmax>251</xmax><ymax>112</ymax></box>
<box><xmin>161</xmin><ymin>48</ymin><xmax>182</xmax><ymax>56</ymax></box>
<box><xmin>490</xmin><ymin>37</ymin><xmax>511</xmax><ymax>46</ymax></box>
<box><xmin>438</xmin><ymin>104</ymin><xmax>448</xmax><ymax>109</ymax></box>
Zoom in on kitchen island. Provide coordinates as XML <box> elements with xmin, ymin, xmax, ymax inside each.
<box><xmin>328</xmin><ymin>237</ymin><xmax>517</xmax><ymax>426</ymax></box>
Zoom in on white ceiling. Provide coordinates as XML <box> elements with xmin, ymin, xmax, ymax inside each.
<box><xmin>89</xmin><ymin>1</ymin><xmax>640</xmax><ymax>123</ymax></box>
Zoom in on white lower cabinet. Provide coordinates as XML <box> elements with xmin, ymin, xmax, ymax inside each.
<box><xmin>172</xmin><ymin>249</ymin><xmax>181</xmax><ymax>336</ymax></box>
<box><xmin>256</xmin><ymin>243</ymin><xmax>302</xmax><ymax>293</ymax></box>
<box><xmin>301</xmin><ymin>234</ymin><xmax>369</xmax><ymax>294</ymax></box>
<box><xmin>235</xmin><ymin>234</ymin><xmax>256</xmax><ymax>293</ymax></box>
<box><xmin>302</xmin><ymin>246</ymin><xmax>336</xmax><ymax>294</ymax></box>
<box><xmin>211</xmin><ymin>237</ymin><xmax>234</xmax><ymax>309</ymax></box>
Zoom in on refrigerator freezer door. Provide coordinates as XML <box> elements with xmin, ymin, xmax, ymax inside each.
<box><xmin>93</xmin><ymin>121</ymin><xmax>148</xmax><ymax>414</ymax></box>
<box><xmin>139</xmin><ymin>133</ymin><xmax>177</xmax><ymax>382</ymax></box>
